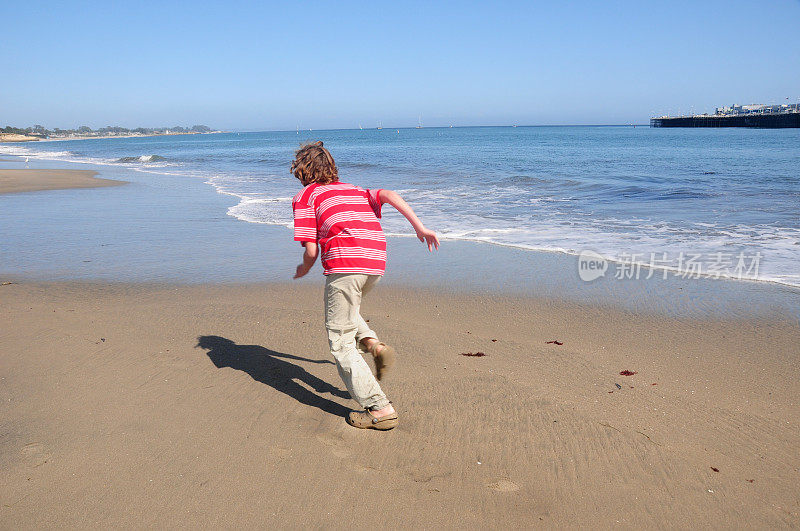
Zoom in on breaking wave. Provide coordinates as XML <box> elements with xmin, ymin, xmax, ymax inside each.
<box><xmin>117</xmin><ymin>155</ymin><xmax>168</xmax><ymax>163</ymax></box>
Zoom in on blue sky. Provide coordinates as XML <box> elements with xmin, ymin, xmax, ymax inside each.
<box><xmin>2</xmin><ymin>0</ymin><xmax>799</xmax><ymax>130</ymax></box>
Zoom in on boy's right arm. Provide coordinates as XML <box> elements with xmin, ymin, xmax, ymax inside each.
<box><xmin>378</xmin><ymin>190</ymin><xmax>440</xmax><ymax>251</ymax></box>
<box><xmin>293</xmin><ymin>241</ymin><xmax>318</xmax><ymax>279</ymax></box>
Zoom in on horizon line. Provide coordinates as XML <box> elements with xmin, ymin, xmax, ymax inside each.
<box><xmin>232</xmin><ymin>124</ymin><xmax>650</xmax><ymax>134</ymax></box>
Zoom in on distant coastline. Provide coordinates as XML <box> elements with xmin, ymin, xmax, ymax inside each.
<box><xmin>0</xmin><ymin>124</ymin><xmax>222</xmax><ymax>143</ymax></box>
<box><xmin>40</xmin><ymin>131</ymin><xmax>225</xmax><ymax>142</ymax></box>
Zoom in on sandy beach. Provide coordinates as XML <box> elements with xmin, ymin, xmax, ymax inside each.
<box><xmin>1</xmin><ymin>157</ymin><xmax>798</xmax><ymax>527</ymax></box>
<box><xmin>0</xmin><ymin>134</ymin><xmax>41</xmax><ymax>142</ymax></box>
<box><xmin>1</xmin><ymin>281</ymin><xmax>798</xmax><ymax>528</ymax></box>
<box><xmin>0</xmin><ymin>169</ymin><xmax>126</xmax><ymax>195</ymax></box>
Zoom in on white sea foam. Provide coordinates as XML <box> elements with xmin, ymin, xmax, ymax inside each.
<box><xmin>117</xmin><ymin>155</ymin><xmax>168</xmax><ymax>163</ymax></box>
<box><xmin>1</xmin><ymin>144</ymin><xmax>78</xmax><ymax>160</ymax></box>
<box><xmin>0</xmin><ymin>143</ymin><xmax>174</xmax><ymax>169</ymax></box>
<box><xmin>226</xmin><ymin>196</ymin><xmax>294</xmax><ymax>226</ymax></box>
<box><xmin>210</xmin><ymin>185</ymin><xmax>800</xmax><ymax>287</ymax></box>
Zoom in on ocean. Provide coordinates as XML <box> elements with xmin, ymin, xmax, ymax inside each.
<box><xmin>3</xmin><ymin>126</ymin><xmax>799</xmax><ymax>288</ymax></box>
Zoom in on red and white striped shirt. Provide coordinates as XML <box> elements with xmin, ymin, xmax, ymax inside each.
<box><xmin>292</xmin><ymin>182</ymin><xmax>386</xmax><ymax>275</ymax></box>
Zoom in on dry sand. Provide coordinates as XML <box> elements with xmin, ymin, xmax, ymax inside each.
<box><xmin>0</xmin><ymin>169</ymin><xmax>126</xmax><ymax>195</ymax></box>
<box><xmin>1</xmin><ymin>281</ymin><xmax>798</xmax><ymax>528</ymax></box>
<box><xmin>0</xmin><ymin>134</ymin><xmax>40</xmax><ymax>142</ymax></box>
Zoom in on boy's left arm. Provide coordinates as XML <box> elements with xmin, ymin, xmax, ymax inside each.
<box><xmin>378</xmin><ymin>189</ymin><xmax>440</xmax><ymax>251</ymax></box>
<box><xmin>294</xmin><ymin>241</ymin><xmax>318</xmax><ymax>279</ymax></box>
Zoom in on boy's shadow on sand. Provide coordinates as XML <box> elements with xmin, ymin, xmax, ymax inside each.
<box><xmin>196</xmin><ymin>335</ymin><xmax>351</xmax><ymax>418</ymax></box>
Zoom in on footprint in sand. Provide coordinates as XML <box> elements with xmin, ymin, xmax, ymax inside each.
<box><xmin>21</xmin><ymin>442</ymin><xmax>52</xmax><ymax>467</ymax></box>
<box><xmin>315</xmin><ymin>434</ymin><xmax>351</xmax><ymax>458</ymax></box>
<box><xmin>268</xmin><ymin>446</ymin><xmax>293</xmax><ymax>459</ymax></box>
<box><xmin>487</xmin><ymin>479</ymin><xmax>520</xmax><ymax>492</ymax></box>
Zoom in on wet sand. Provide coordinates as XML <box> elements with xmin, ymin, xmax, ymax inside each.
<box><xmin>1</xmin><ymin>281</ymin><xmax>798</xmax><ymax>527</ymax></box>
<box><xmin>0</xmin><ymin>169</ymin><xmax>126</xmax><ymax>195</ymax></box>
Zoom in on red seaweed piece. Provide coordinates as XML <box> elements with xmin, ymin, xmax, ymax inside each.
<box><xmin>711</xmin><ymin>467</ymin><xmax>720</xmax><ymax>472</ymax></box>
<box><xmin>746</xmin><ymin>479</ymin><xmax>754</xmax><ymax>483</ymax></box>
<box><xmin>651</xmin><ymin>383</ymin><xmax>657</xmax><ymax>386</ymax></box>
<box><xmin>619</xmin><ymin>370</ymin><xmax>637</xmax><ymax>376</ymax></box>
<box><xmin>546</xmin><ymin>340</ymin><xmax>564</xmax><ymax>346</ymax></box>
<box><xmin>491</xmin><ymin>339</ymin><xmax>498</xmax><ymax>342</ymax></box>
<box><xmin>461</xmin><ymin>352</ymin><xmax>486</xmax><ymax>357</ymax></box>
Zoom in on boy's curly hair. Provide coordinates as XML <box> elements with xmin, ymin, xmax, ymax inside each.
<box><xmin>290</xmin><ymin>141</ymin><xmax>339</xmax><ymax>185</ymax></box>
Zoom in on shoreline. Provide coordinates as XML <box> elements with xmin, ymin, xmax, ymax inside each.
<box><xmin>0</xmin><ymin>157</ymin><xmax>797</xmax><ymax>321</ymax></box>
<box><xmin>0</xmin><ymin>168</ymin><xmax>127</xmax><ymax>195</ymax></box>
<box><xmin>1</xmin><ymin>280</ymin><xmax>798</xmax><ymax>527</ymax></box>
<box><xmin>3</xmin><ymin>143</ymin><xmax>797</xmax><ymax>291</ymax></box>
<box><xmin>0</xmin><ymin>155</ymin><xmax>800</xmax><ymax>320</ymax></box>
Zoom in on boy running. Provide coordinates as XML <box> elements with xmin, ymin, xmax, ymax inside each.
<box><xmin>291</xmin><ymin>141</ymin><xmax>439</xmax><ymax>430</ymax></box>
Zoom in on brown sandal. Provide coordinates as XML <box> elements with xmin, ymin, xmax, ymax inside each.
<box><xmin>347</xmin><ymin>409</ymin><xmax>399</xmax><ymax>430</ymax></box>
<box><xmin>370</xmin><ymin>342</ymin><xmax>396</xmax><ymax>381</ymax></box>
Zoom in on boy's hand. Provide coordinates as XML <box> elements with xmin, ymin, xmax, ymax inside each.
<box><xmin>294</xmin><ymin>241</ymin><xmax>318</xmax><ymax>279</ymax></box>
<box><xmin>416</xmin><ymin>227</ymin><xmax>440</xmax><ymax>252</ymax></box>
<box><xmin>294</xmin><ymin>263</ymin><xmax>311</xmax><ymax>279</ymax></box>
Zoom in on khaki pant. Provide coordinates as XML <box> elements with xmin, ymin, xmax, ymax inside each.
<box><xmin>324</xmin><ymin>273</ymin><xmax>389</xmax><ymax>410</ymax></box>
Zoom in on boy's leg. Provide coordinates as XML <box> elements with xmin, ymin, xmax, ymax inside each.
<box><xmin>324</xmin><ymin>274</ymin><xmax>390</xmax><ymax>411</ymax></box>
<box><xmin>355</xmin><ymin>275</ymin><xmax>380</xmax><ymax>352</ymax></box>
<box><xmin>353</xmin><ymin>275</ymin><xmax>396</xmax><ymax>381</ymax></box>
<box><xmin>355</xmin><ymin>315</ymin><xmax>378</xmax><ymax>355</ymax></box>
